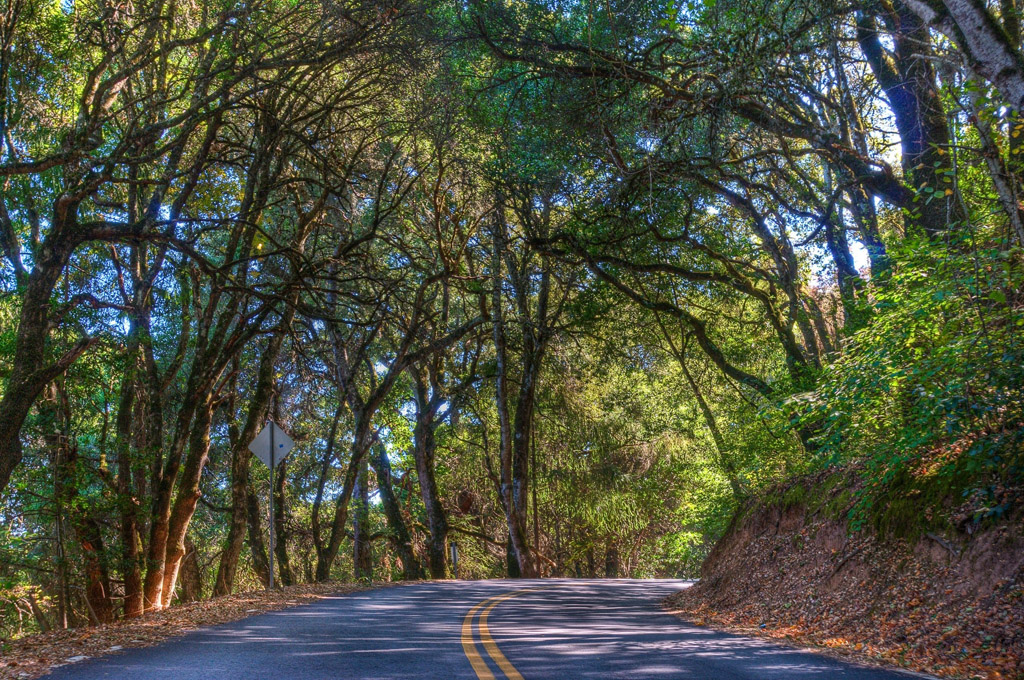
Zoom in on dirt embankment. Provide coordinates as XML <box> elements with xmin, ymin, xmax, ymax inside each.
<box><xmin>665</xmin><ymin>472</ymin><xmax>1024</xmax><ymax>679</ymax></box>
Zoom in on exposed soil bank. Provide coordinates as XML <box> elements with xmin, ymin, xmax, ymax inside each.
<box><xmin>665</xmin><ymin>472</ymin><xmax>1024</xmax><ymax>679</ymax></box>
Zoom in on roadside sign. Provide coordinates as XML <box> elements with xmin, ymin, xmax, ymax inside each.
<box><xmin>249</xmin><ymin>422</ymin><xmax>294</xmax><ymax>468</ymax></box>
<box><xmin>248</xmin><ymin>420</ymin><xmax>293</xmax><ymax>591</ymax></box>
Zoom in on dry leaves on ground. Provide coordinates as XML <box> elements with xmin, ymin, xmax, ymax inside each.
<box><xmin>663</xmin><ymin>483</ymin><xmax>1024</xmax><ymax>680</ymax></box>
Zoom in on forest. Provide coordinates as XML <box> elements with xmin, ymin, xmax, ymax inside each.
<box><xmin>0</xmin><ymin>0</ymin><xmax>1021</xmax><ymax>637</ymax></box>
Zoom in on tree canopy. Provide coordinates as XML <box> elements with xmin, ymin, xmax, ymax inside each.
<box><xmin>1</xmin><ymin>0</ymin><xmax>1021</xmax><ymax>633</ymax></box>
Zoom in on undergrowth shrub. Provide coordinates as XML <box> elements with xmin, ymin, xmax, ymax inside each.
<box><xmin>800</xmin><ymin>236</ymin><xmax>1024</xmax><ymax>529</ymax></box>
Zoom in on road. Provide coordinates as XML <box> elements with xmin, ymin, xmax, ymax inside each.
<box><xmin>43</xmin><ymin>580</ymin><xmax>925</xmax><ymax>679</ymax></box>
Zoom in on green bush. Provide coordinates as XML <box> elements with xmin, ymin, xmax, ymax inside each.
<box><xmin>802</xmin><ymin>237</ymin><xmax>1024</xmax><ymax>524</ymax></box>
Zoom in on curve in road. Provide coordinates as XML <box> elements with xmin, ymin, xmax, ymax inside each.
<box><xmin>42</xmin><ymin>579</ymin><xmax>929</xmax><ymax>679</ymax></box>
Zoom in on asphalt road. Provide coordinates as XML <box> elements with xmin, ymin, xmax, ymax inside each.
<box><xmin>43</xmin><ymin>579</ymin><xmax>926</xmax><ymax>679</ymax></box>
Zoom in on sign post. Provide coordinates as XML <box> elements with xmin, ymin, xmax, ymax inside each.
<box><xmin>249</xmin><ymin>422</ymin><xmax>294</xmax><ymax>591</ymax></box>
<box><xmin>270</xmin><ymin>424</ymin><xmax>274</xmax><ymax>591</ymax></box>
<box><xmin>450</xmin><ymin>541</ymin><xmax>458</xmax><ymax>580</ymax></box>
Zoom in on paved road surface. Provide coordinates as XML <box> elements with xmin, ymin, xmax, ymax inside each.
<box><xmin>44</xmin><ymin>580</ymin><xmax>926</xmax><ymax>679</ymax></box>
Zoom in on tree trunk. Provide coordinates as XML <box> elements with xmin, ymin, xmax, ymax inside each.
<box><xmin>506</xmin><ymin>538</ymin><xmax>522</xmax><ymax>578</ymax></box>
<box><xmin>828</xmin><ymin>36</ymin><xmax>891</xmax><ymax>281</ymax></box>
<box><xmin>27</xmin><ymin>593</ymin><xmax>51</xmax><ymax>633</ymax></box>
<box><xmin>0</xmin><ymin>227</ymin><xmax>87</xmax><ymax>496</ymax></box>
<box><xmin>142</xmin><ymin>372</ymin><xmax>207</xmax><ymax>611</ymax></box>
<box><xmin>75</xmin><ymin>513</ymin><xmax>115</xmax><ymax>624</ymax></box>
<box><xmin>904</xmin><ymin>0</ymin><xmax>1024</xmax><ymax>113</ymax></box>
<box><xmin>50</xmin><ymin>404</ymin><xmax>115</xmax><ymax>626</ymax></box>
<box><xmin>311</xmin><ymin>406</ymin><xmax>343</xmax><ymax>581</ymax></box>
<box><xmin>411</xmin><ymin>386</ymin><xmax>449</xmax><ymax>579</ymax></box>
<box><xmin>161</xmin><ymin>397</ymin><xmax>215</xmax><ymax>605</ymax></box>
<box><xmin>314</xmin><ymin>418</ymin><xmax>374</xmax><ymax>581</ymax></box>
<box><xmin>214</xmin><ymin>445</ymin><xmax>251</xmax><ymax>596</ymax></box>
<box><xmin>490</xmin><ymin>203</ymin><xmax>540</xmax><ymax>579</ymax></box>
<box><xmin>178</xmin><ymin>538</ymin><xmax>202</xmax><ymax>603</ymax></box>
<box><xmin>274</xmin><ymin>458</ymin><xmax>294</xmax><ymax>587</ymax></box>
<box><xmin>804</xmin><ymin>295</ymin><xmax>836</xmax><ymax>356</ymax></box>
<box><xmin>246</xmin><ymin>481</ymin><xmax>270</xmax><ymax>587</ymax></box>
<box><xmin>604</xmin><ymin>542</ymin><xmax>619</xmax><ymax>578</ymax></box>
<box><xmin>822</xmin><ymin>163</ymin><xmax>868</xmax><ymax>331</ymax></box>
<box><xmin>352</xmin><ymin>457</ymin><xmax>373</xmax><ymax>580</ymax></box>
<box><xmin>314</xmin><ymin>444</ymin><xmax>359</xmax><ymax>581</ymax></box>
<box><xmin>859</xmin><ymin>7</ymin><xmax>965</xmax><ymax>237</ymax></box>
<box><xmin>114</xmin><ymin>331</ymin><xmax>144</xmax><ymax>619</ymax></box>
<box><xmin>213</xmin><ymin>330</ymin><xmax>285</xmax><ymax>595</ymax></box>
<box><xmin>369</xmin><ymin>444</ymin><xmax>423</xmax><ymax>580</ymax></box>
<box><xmin>509</xmin><ymin>367</ymin><xmax>540</xmax><ymax>578</ymax></box>
<box><xmin>965</xmin><ymin>86</ymin><xmax>1024</xmax><ymax>247</ymax></box>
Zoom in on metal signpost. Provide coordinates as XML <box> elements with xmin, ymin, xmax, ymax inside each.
<box><xmin>249</xmin><ymin>421</ymin><xmax>294</xmax><ymax>590</ymax></box>
<box><xmin>450</xmin><ymin>541</ymin><xmax>458</xmax><ymax>580</ymax></box>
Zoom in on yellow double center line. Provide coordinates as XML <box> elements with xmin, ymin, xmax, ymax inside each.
<box><xmin>461</xmin><ymin>588</ymin><xmax>543</xmax><ymax>680</ymax></box>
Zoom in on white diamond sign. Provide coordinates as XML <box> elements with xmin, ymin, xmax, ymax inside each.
<box><xmin>249</xmin><ymin>422</ymin><xmax>294</xmax><ymax>468</ymax></box>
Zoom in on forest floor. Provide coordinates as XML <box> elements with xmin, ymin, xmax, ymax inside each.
<box><xmin>0</xmin><ymin>582</ymin><xmax>378</xmax><ymax>680</ymax></box>
<box><xmin>664</xmin><ymin>471</ymin><xmax>1024</xmax><ymax>680</ymax></box>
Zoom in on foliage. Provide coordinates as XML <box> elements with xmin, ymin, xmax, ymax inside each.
<box><xmin>804</xmin><ymin>238</ymin><xmax>1024</xmax><ymax>526</ymax></box>
<box><xmin>0</xmin><ymin>0</ymin><xmax>1022</xmax><ymax>645</ymax></box>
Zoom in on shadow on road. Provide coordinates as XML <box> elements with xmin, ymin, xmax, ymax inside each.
<box><xmin>42</xmin><ymin>580</ymin><xmax>922</xmax><ymax>680</ymax></box>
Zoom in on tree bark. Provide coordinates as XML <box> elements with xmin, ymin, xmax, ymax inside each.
<box><xmin>246</xmin><ymin>481</ymin><xmax>270</xmax><ymax>587</ymax></box>
<box><xmin>965</xmin><ymin>87</ymin><xmax>1024</xmax><ymax>247</ymax></box>
<box><xmin>214</xmin><ymin>443</ymin><xmax>253</xmax><ymax>597</ymax></box>
<box><xmin>904</xmin><ymin>0</ymin><xmax>1024</xmax><ymax>112</ymax></box>
<box><xmin>74</xmin><ymin>512</ymin><xmax>115</xmax><ymax>624</ymax></box>
<box><xmin>114</xmin><ymin>323</ymin><xmax>144</xmax><ymax>618</ymax></box>
<box><xmin>0</xmin><ymin>227</ymin><xmax>90</xmax><ymax>495</ymax></box>
<box><xmin>369</xmin><ymin>444</ymin><xmax>423</xmax><ymax>580</ymax></box>
<box><xmin>490</xmin><ymin>197</ymin><xmax>543</xmax><ymax>578</ymax></box>
<box><xmin>492</xmin><ymin>284</ymin><xmax>533</xmax><ymax>576</ymax></box>
<box><xmin>352</xmin><ymin>457</ymin><xmax>373</xmax><ymax>580</ymax></box>
<box><xmin>410</xmin><ymin>377</ymin><xmax>449</xmax><ymax>579</ymax></box>
<box><xmin>314</xmin><ymin>424</ymin><xmax>370</xmax><ymax>581</ymax></box>
<box><xmin>274</xmin><ymin>457</ymin><xmax>294</xmax><ymax>587</ymax></box>
<box><xmin>142</xmin><ymin>367</ymin><xmax>208</xmax><ymax>611</ymax></box>
<box><xmin>604</xmin><ymin>542</ymin><xmax>619</xmax><ymax>578</ymax></box>
<box><xmin>178</xmin><ymin>538</ymin><xmax>202</xmax><ymax>603</ymax></box>
<box><xmin>51</xmin><ymin>409</ymin><xmax>115</xmax><ymax>625</ymax></box>
<box><xmin>858</xmin><ymin>8</ymin><xmax>964</xmax><ymax>237</ymax></box>
<box><xmin>160</xmin><ymin>396</ymin><xmax>215</xmax><ymax>605</ymax></box>
<box><xmin>213</xmin><ymin>326</ymin><xmax>289</xmax><ymax>595</ymax></box>
<box><xmin>311</xmin><ymin>405</ymin><xmax>344</xmax><ymax>581</ymax></box>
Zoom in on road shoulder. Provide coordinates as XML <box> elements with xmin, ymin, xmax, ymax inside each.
<box><xmin>662</xmin><ymin>597</ymin><xmax>940</xmax><ymax>680</ymax></box>
<box><xmin>0</xmin><ymin>582</ymin><xmax>377</xmax><ymax>680</ymax></box>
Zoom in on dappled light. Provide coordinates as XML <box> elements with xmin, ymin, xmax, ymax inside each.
<box><xmin>1</xmin><ymin>0</ymin><xmax>1021</xmax><ymax>676</ymax></box>
<box><xmin>42</xmin><ymin>582</ymin><xmax>912</xmax><ymax>679</ymax></box>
